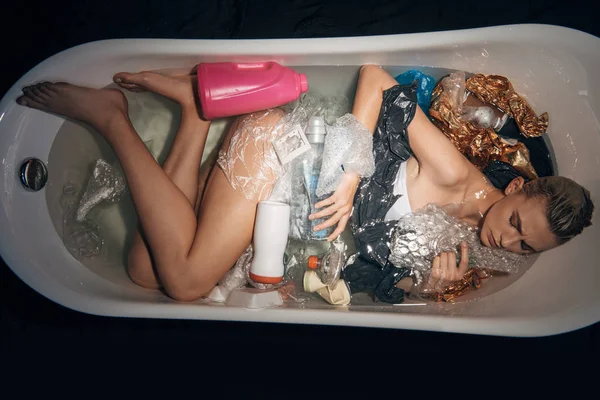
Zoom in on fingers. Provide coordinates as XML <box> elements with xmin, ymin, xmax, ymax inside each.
<box><xmin>310</xmin><ymin>201</ymin><xmax>351</xmax><ymax>221</ymax></box>
<box><xmin>314</xmin><ymin>196</ymin><xmax>335</xmax><ymax>210</ymax></box>
<box><xmin>309</xmin><ymin>202</ymin><xmax>339</xmax><ymax>220</ymax></box>
<box><xmin>431</xmin><ymin>256</ymin><xmax>441</xmax><ymax>279</ymax></box>
<box><xmin>313</xmin><ymin>209</ymin><xmax>344</xmax><ymax>231</ymax></box>
<box><xmin>430</xmin><ymin>246</ymin><xmax>469</xmax><ymax>283</ymax></box>
<box><xmin>327</xmin><ymin>214</ymin><xmax>349</xmax><ymax>242</ymax></box>
<box><xmin>457</xmin><ymin>242</ymin><xmax>469</xmax><ymax>276</ymax></box>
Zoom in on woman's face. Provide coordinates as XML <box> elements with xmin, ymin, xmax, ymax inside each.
<box><xmin>480</xmin><ymin>180</ymin><xmax>559</xmax><ymax>254</ymax></box>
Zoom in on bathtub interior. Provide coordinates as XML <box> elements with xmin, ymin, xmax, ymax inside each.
<box><xmin>44</xmin><ymin>64</ymin><xmax>543</xmax><ymax>306</ymax></box>
<box><xmin>1</xmin><ymin>25</ymin><xmax>599</xmax><ymax>336</ymax></box>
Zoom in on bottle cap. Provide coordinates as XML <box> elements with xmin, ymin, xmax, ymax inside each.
<box><xmin>307</xmin><ymin>256</ymin><xmax>319</xmax><ymax>269</ymax></box>
<box><xmin>300</xmin><ymin>74</ymin><xmax>308</xmax><ymax>93</ymax></box>
<box><xmin>306</xmin><ymin>116</ymin><xmax>326</xmax><ymax>144</ymax></box>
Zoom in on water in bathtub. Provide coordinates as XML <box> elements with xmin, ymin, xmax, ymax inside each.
<box><xmin>43</xmin><ymin>65</ymin><xmax>548</xmax><ymax>303</ymax></box>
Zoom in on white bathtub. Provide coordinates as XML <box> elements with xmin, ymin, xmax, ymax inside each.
<box><xmin>1</xmin><ymin>24</ymin><xmax>599</xmax><ymax>337</ymax></box>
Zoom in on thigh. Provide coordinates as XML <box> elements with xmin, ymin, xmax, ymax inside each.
<box><xmin>187</xmin><ymin>110</ymin><xmax>286</xmax><ymax>287</ymax></box>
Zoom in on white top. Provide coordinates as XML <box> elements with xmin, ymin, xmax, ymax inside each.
<box><xmin>384</xmin><ymin>161</ymin><xmax>412</xmax><ymax>221</ymax></box>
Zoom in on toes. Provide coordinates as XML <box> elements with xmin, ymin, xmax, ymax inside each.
<box><xmin>113</xmin><ymin>72</ymin><xmax>148</xmax><ymax>92</ymax></box>
<box><xmin>16</xmin><ymin>96</ymin><xmax>49</xmax><ymax>111</ymax></box>
<box><xmin>20</xmin><ymin>85</ymin><xmax>46</xmax><ymax>104</ymax></box>
<box><xmin>38</xmin><ymin>82</ymin><xmax>55</xmax><ymax>97</ymax></box>
<box><xmin>113</xmin><ymin>72</ymin><xmax>140</xmax><ymax>85</ymax></box>
<box><xmin>31</xmin><ymin>85</ymin><xmax>50</xmax><ymax>102</ymax></box>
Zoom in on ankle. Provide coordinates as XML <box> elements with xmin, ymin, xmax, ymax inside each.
<box><xmin>92</xmin><ymin>109</ymin><xmax>129</xmax><ymax>138</ymax></box>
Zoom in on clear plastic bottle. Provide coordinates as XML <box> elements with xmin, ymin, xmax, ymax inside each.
<box><xmin>461</xmin><ymin>91</ymin><xmax>508</xmax><ymax>131</ymax></box>
<box><xmin>303</xmin><ymin>116</ymin><xmax>334</xmax><ymax>240</ymax></box>
<box><xmin>289</xmin><ymin>116</ymin><xmax>335</xmax><ymax>241</ymax></box>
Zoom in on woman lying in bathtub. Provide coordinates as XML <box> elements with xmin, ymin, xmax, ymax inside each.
<box><xmin>15</xmin><ymin>65</ymin><xmax>594</xmax><ymax>301</ymax></box>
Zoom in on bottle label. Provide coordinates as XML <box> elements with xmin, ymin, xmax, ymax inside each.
<box><xmin>272</xmin><ymin>125</ymin><xmax>312</xmax><ymax>165</ymax></box>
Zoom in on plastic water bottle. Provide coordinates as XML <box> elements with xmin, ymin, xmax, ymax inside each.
<box><xmin>196</xmin><ymin>61</ymin><xmax>309</xmax><ymax>120</ymax></box>
<box><xmin>303</xmin><ymin>116</ymin><xmax>334</xmax><ymax>240</ymax></box>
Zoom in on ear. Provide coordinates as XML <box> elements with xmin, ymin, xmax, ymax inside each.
<box><xmin>504</xmin><ymin>176</ymin><xmax>525</xmax><ymax>195</ymax></box>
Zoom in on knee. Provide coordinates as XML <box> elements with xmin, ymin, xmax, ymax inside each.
<box><xmin>239</xmin><ymin>108</ymin><xmax>285</xmax><ymax>133</ymax></box>
<box><xmin>359</xmin><ymin>64</ymin><xmax>383</xmax><ymax>78</ymax></box>
<box><xmin>127</xmin><ymin>256</ymin><xmax>161</xmax><ymax>290</ymax></box>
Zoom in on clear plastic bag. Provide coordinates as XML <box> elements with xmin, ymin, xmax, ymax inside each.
<box><xmin>441</xmin><ymin>70</ymin><xmax>466</xmax><ymax>114</ymax></box>
<box><xmin>316</xmin><ymin>113</ymin><xmax>375</xmax><ymax>197</ymax></box>
<box><xmin>75</xmin><ymin>159</ymin><xmax>126</xmax><ymax>222</ymax></box>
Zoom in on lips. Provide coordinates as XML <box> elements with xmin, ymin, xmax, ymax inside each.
<box><xmin>488</xmin><ymin>231</ymin><xmax>498</xmax><ymax>248</ymax></box>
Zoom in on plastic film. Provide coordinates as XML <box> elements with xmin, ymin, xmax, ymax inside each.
<box><xmin>388</xmin><ymin>204</ymin><xmax>527</xmax><ymax>285</ymax></box>
<box><xmin>217</xmin><ymin>109</ymin><xmax>287</xmax><ymax>202</ymax></box>
<box><xmin>75</xmin><ymin>159</ymin><xmax>126</xmax><ymax>222</ymax></box>
<box><xmin>316</xmin><ymin>113</ymin><xmax>375</xmax><ymax>197</ymax></box>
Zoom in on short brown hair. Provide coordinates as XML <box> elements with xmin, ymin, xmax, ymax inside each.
<box><xmin>522</xmin><ymin>176</ymin><xmax>594</xmax><ymax>244</ymax></box>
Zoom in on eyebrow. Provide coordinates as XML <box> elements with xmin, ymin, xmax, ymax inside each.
<box><xmin>516</xmin><ymin>211</ymin><xmax>537</xmax><ymax>252</ymax></box>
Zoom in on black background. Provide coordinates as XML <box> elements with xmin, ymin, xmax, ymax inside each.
<box><xmin>3</xmin><ymin>0</ymin><xmax>599</xmax><ymax>363</ymax></box>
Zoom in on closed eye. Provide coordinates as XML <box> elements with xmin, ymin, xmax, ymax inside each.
<box><xmin>516</xmin><ymin>211</ymin><xmax>537</xmax><ymax>253</ymax></box>
<box><xmin>510</xmin><ymin>212</ymin><xmax>535</xmax><ymax>253</ymax></box>
<box><xmin>509</xmin><ymin>212</ymin><xmax>517</xmax><ymax>228</ymax></box>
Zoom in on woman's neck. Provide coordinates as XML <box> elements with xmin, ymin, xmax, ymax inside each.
<box><xmin>453</xmin><ymin>183</ymin><xmax>505</xmax><ymax>228</ymax></box>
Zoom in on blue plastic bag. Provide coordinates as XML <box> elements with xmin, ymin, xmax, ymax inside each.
<box><xmin>394</xmin><ymin>69</ymin><xmax>436</xmax><ymax>115</ymax></box>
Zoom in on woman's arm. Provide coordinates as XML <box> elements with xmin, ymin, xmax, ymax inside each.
<box><xmin>355</xmin><ymin>65</ymin><xmax>472</xmax><ymax>186</ymax></box>
<box><xmin>407</xmin><ymin>106</ymin><xmax>472</xmax><ymax>186</ymax></box>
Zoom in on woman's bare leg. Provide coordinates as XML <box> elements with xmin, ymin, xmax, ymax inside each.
<box><xmin>17</xmin><ymin>81</ymin><xmax>282</xmax><ymax>302</ymax></box>
<box><xmin>111</xmin><ymin>68</ymin><xmax>211</xmax><ymax>289</ymax></box>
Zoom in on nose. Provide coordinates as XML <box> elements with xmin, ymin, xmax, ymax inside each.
<box><xmin>501</xmin><ymin>230</ymin><xmax>523</xmax><ymax>248</ymax></box>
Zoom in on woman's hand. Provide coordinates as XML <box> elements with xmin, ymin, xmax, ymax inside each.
<box><xmin>309</xmin><ymin>172</ymin><xmax>360</xmax><ymax>242</ymax></box>
<box><xmin>428</xmin><ymin>242</ymin><xmax>470</xmax><ymax>288</ymax></box>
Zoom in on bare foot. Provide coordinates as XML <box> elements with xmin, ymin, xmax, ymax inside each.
<box><xmin>113</xmin><ymin>66</ymin><xmax>198</xmax><ymax>109</ymax></box>
<box><xmin>16</xmin><ymin>82</ymin><xmax>128</xmax><ymax>132</ymax></box>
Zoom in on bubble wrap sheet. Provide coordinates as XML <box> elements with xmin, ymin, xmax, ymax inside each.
<box><xmin>350</xmin><ymin>84</ymin><xmax>417</xmax><ymax>266</ymax></box>
<box><xmin>388</xmin><ymin>204</ymin><xmax>528</xmax><ymax>284</ymax></box>
<box><xmin>316</xmin><ymin>113</ymin><xmax>375</xmax><ymax>197</ymax></box>
<box><xmin>218</xmin><ymin>94</ymin><xmax>350</xmax><ymax>202</ymax></box>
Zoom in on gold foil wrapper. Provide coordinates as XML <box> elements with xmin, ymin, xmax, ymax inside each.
<box><xmin>431</xmin><ymin>268</ymin><xmax>492</xmax><ymax>303</ymax></box>
<box><xmin>429</xmin><ymin>73</ymin><xmax>545</xmax><ymax>179</ymax></box>
<box><xmin>466</xmin><ymin>74</ymin><xmax>549</xmax><ymax>138</ymax></box>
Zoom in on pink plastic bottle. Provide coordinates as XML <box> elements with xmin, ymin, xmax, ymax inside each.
<box><xmin>196</xmin><ymin>61</ymin><xmax>309</xmax><ymax>120</ymax></box>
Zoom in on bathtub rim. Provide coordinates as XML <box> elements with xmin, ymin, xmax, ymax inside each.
<box><xmin>1</xmin><ymin>23</ymin><xmax>599</xmax><ymax>338</ymax></box>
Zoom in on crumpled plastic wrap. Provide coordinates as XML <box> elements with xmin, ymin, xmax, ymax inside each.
<box><xmin>218</xmin><ymin>94</ymin><xmax>350</xmax><ymax>202</ymax></box>
<box><xmin>338</xmin><ymin>83</ymin><xmax>418</xmax><ymax>304</ymax></box>
<box><xmin>217</xmin><ymin>109</ymin><xmax>287</xmax><ymax>202</ymax></box>
<box><xmin>483</xmin><ymin>160</ymin><xmax>530</xmax><ymax>190</ymax></box>
<box><xmin>313</xmin><ymin>237</ymin><xmax>347</xmax><ymax>287</ymax></box>
<box><xmin>267</xmin><ymin>165</ymin><xmax>292</xmax><ymax>204</ymax></box>
<box><xmin>424</xmin><ymin>268</ymin><xmax>492</xmax><ymax>303</ymax></box>
<box><xmin>350</xmin><ymin>83</ymin><xmax>417</xmax><ymax>265</ymax></box>
<box><xmin>75</xmin><ymin>159</ymin><xmax>126</xmax><ymax>222</ymax></box>
<box><xmin>64</xmin><ymin>209</ymin><xmax>103</xmax><ymax>258</ymax></box>
<box><xmin>272</xmin><ymin>94</ymin><xmax>350</xmax><ymax>239</ymax></box>
<box><xmin>465</xmin><ymin>74</ymin><xmax>549</xmax><ymax>138</ymax></box>
<box><xmin>394</xmin><ymin>69</ymin><xmax>436</xmax><ymax>115</ymax></box>
<box><xmin>316</xmin><ymin>113</ymin><xmax>375</xmax><ymax>197</ymax></box>
<box><xmin>342</xmin><ymin>257</ymin><xmax>412</xmax><ymax>304</ymax></box>
<box><xmin>216</xmin><ymin>244</ymin><xmax>287</xmax><ymax>293</ymax></box>
<box><xmin>388</xmin><ymin>204</ymin><xmax>527</xmax><ymax>285</ymax></box>
<box><xmin>217</xmin><ymin>244</ymin><xmax>254</xmax><ymax>292</ymax></box>
<box><xmin>429</xmin><ymin>71</ymin><xmax>546</xmax><ymax>180</ymax></box>
<box><xmin>442</xmin><ymin>70</ymin><xmax>466</xmax><ymax>113</ymax></box>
